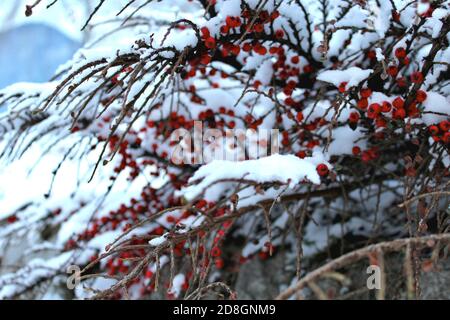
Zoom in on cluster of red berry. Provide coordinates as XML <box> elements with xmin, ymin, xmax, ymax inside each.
<box><xmin>429</xmin><ymin>120</ymin><xmax>450</xmax><ymax>144</ymax></box>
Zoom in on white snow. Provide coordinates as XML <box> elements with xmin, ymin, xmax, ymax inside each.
<box><xmin>420</xmin><ymin>92</ymin><xmax>450</xmax><ymax>125</ymax></box>
<box><xmin>169</xmin><ymin>273</ymin><xmax>185</xmax><ymax>297</ymax></box>
<box><xmin>317</xmin><ymin>67</ymin><xmax>373</xmax><ymax>88</ymax></box>
<box><xmin>182</xmin><ymin>153</ymin><xmax>325</xmax><ymax>201</ymax></box>
<box><xmin>149</xmin><ymin>234</ymin><xmax>168</xmax><ymax>246</ymax></box>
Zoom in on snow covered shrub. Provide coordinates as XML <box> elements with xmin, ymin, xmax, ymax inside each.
<box><xmin>0</xmin><ymin>0</ymin><xmax>449</xmax><ymax>299</ymax></box>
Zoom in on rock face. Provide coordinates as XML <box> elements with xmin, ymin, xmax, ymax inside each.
<box><xmin>419</xmin><ymin>258</ymin><xmax>450</xmax><ymax>299</ymax></box>
<box><xmin>233</xmin><ymin>250</ymin><xmax>450</xmax><ymax>300</ymax></box>
<box><xmin>235</xmin><ymin>252</ymin><xmax>291</xmax><ymax>299</ymax></box>
<box><xmin>0</xmin><ymin>23</ymin><xmax>79</xmax><ymax>89</ymax></box>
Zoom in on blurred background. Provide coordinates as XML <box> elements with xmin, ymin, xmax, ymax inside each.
<box><xmin>0</xmin><ymin>1</ymin><xmax>96</xmax><ymax>90</ymax></box>
<box><xmin>0</xmin><ymin>0</ymin><xmax>199</xmax><ymax>90</ymax></box>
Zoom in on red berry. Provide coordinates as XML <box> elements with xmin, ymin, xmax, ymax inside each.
<box><xmin>352</xmin><ymin>146</ymin><xmax>361</xmax><ymax>156</ymax></box>
<box><xmin>7</xmin><ymin>215</ymin><xmax>18</xmax><ymax>224</ymax></box>
<box><xmin>392</xmin><ymin>97</ymin><xmax>404</xmax><ymax>109</ymax></box>
<box><xmin>231</xmin><ymin>17</ymin><xmax>241</xmax><ymax>27</ymax></box>
<box><xmin>253</xmin><ymin>80</ymin><xmax>262</xmax><ymax>89</ymax></box>
<box><xmin>230</xmin><ymin>45</ymin><xmax>240</xmax><ymax>56</ymax></box>
<box><xmin>349</xmin><ymin>112</ymin><xmax>360</xmax><ymax>123</ymax></box>
<box><xmin>196</xmin><ymin>199</ymin><xmax>208</xmax><ymax>209</ymax></box>
<box><xmin>304</xmin><ymin>65</ymin><xmax>313</xmax><ymax>73</ymax></box>
<box><xmin>204</xmin><ymin>37</ymin><xmax>216</xmax><ymax>49</ymax></box>
<box><xmin>291</xmin><ymin>56</ymin><xmax>300</xmax><ymax>64</ymax></box>
<box><xmin>410</xmin><ymin>71</ymin><xmax>424</xmax><ymax>84</ymax></box>
<box><xmin>393</xmin><ymin>108</ymin><xmax>406</xmax><ymax>119</ymax></box>
<box><xmin>242</xmin><ymin>42</ymin><xmax>252</xmax><ymax>52</ymax></box>
<box><xmin>439</xmin><ymin>120</ymin><xmax>449</xmax><ymax>132</ymax></box>
<box><xmin>255</xmin><ymin>45</ymin><xmax>267</xmax><ymax>55</ymax></box>
<box><xmin>367</xmin><ymin>103</ymin><xmax>381</xmax><ymax>119</ymax></box>
<box><xmin>269</xmin><ymin>46</ymin><xmax>279</xmax><ymax>54</ymax></box>
<box><xmin>416</xmin><ymin>90</ymin><xmax>427</xmax><ymax>103</ymax></box>
<box><xmin>387</xmin><ymin>65</ymin><xmax>398</xmax><ymax>77</ymax></box>
<box><xmin>296</xmin><ymin>151</ymin><xmax>307</xmax><ymax>159</ymax></box>
<box><xmin>428</xmin><ymin>125</ymin><xmax>439</xmax><ymax>135</ymax></box>
<box><xmin>154</xmin><ymin>226</ymin><xmax>165</xmax><ymax>235</ymax></box>
<box><xmin>316</xmin><ymin>164</ymin><xmax>329</xmax><ymax>177</ymax></box>
<box><xmin>259</xmin><ymin>251</ymin><xmax>269</xmax><ymax>260</ymax></box>
<box><xmin>287</xmin><ymin>80</ymin><xmax>297</xmax><ymax>88</ymax></box>
<box><xmin>254</xmin><ymin>23</ymin><xmax>264</xmax><ymax>33</ymax></box>
<box><xmin>392</xmin><ymin>10</ymin><xmax>400</xmax><ymax>22</ymax></box>
<box><xmin>395</xmin><ymin>47</ymin><xmax>406</xmax><ymax>59</ymax></box>
<box><xmin>357</xmin><ymin>98</ymin><xmax>368</xmax><ymax>110</ymax></box>
<box><xmin>338</xmin><ymin>82</ymin><xmax>348</xmax><ymax>93</ymax></box>
<box><xmin>220</xmin><ymin>25</ymin><xmax>230</xmax><ymax>34</ymax></box>
<box><xmin>211</xmin><ymin>246</ymin><xmax>221</xmax><ymax>257</ymax></box>
<box><xmin>396</xmin><ymin>77</ymin><xmax>407</xmax><ymax>87</ymax></box>
<box><xmin>275</xmin><ymin>29</ymin><xmax>284</xmax><ymax>38</ymax></box>
<box><xmin>360</xmin><ymin>88</ymin><xmax>372</xmax><ymax>98</ymax></box>
<box><xmin>375</xmin><ymin>118</ymin><xmax>387</xmax><ymax>128</ymax></box>
<box><xmin>215</xmin><ymin>258</ymin><xmax>224</xmax><ymax>269</ymax></box>
<box><xmin>200</xmin><ymin>54</ymin><xmax>211</xmax><ymax>65</ymax></box>
<box><xmin>372</xmin><ymin>103</ymin><xmax>381</xmax><ymax>113</ymax></box>
<box><xmin>443</xmin><ymin>132</ymin><xmax>450</xmax><ymax>144</ymax></box>
<box><xmin>381</xmin><ymin>101</ymin><xmax>392</xmax><ymax>113</ymax></box>
<box><xmin>145</xmin><ymin>270</ymin><xmax>153</xmax><ymax>279</ymax></box>
<box><xmin>270</xmin><ymin>10</ymin><xmax>280</xmax><ymax>20</ymax></box>
<box><xmin>200</xmin><ymin>26</ymin><xmax>210</xmax><ymax>38</ymax></box>
<box><xmin>402</xmin><ymin>57</ymin><xmax>410</xmax><ymax>65</ymax></box>
<box><xmin>361</xmin><ymin>151</ymin><xmax>371</xmax><ymax>162</ymax></box>
<box><xmin>225</xmin><ymin>16</ymin><xmax>234</xmax><ymax>28</ymax></box>
<box><xmin>283</xmin><ymin>86</ymin><xmax>293</xmax><ymax>96</ymax></box>
<box><xmin>296</xmin><ymin>112</ymin><xmax>304</xmax><ymax>122</ymax></box>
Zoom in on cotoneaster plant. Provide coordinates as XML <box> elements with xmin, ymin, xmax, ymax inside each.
<box><xmin>0</xmin><ymin>0</ymin><xmax>448</xmax><ymax>300</ymax></box>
